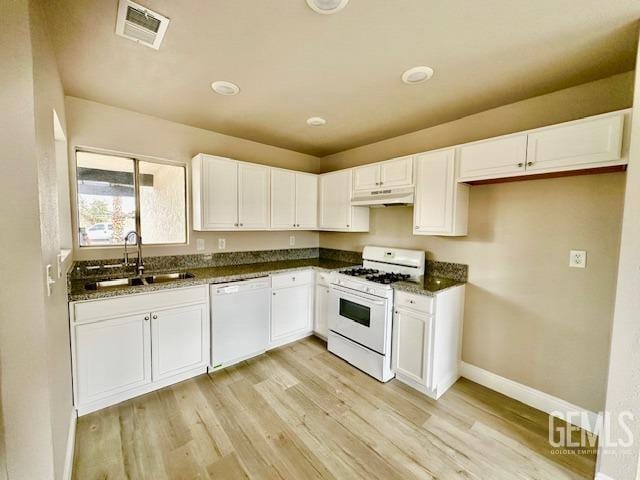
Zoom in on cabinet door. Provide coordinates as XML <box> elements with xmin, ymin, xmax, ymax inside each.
<box><xmin>271</xmin><ymin>284</ymin><xmax>312</xmax><ymax>342</ymax></box>
<box><xmin>238</xmin><ymin>163</ymin><xmax>270</xmax><ymax>229</ymax></box>
<box><xmin>414</xmin><ymin>149</ymin><xmax>464</xmax><ymax>235</ymax></box>
<box><xmin>75</xmin><ymin>314</ymin><xmax>151</xmax><ymax>405</ymax></box>
<box><xmin>202</xmin><ymin>156</ymin><xmax>238</xmax><ymax>229</ymax></box>
<box><xmin>271</xmin><ymin>169</ymin><xmax>296</xmax><ymax>229</ymax></box>
<box><xmin>353</xmin><ymin>164</ymin><xmax>380</xmax><ymax>192</ymax></box>
<box><xmin>458</xmin><ymin>135</ymin><xmax>527</xmax><ymax>181</ymax></box>
<box><xmin>295</xmin><ymin>173</ymin><xmax>318</xmax><ymax>229</ymax></box>
<box><xmin>392</xmin><ymin>308</ymin><xmax>432</xmax><ymax>387</ymax></box>
<box><xmin>319</xmin><ymin>170</ymin><xmax>352</xmax><ymax>230</ymax></box>
<box><xmin>380</xmin><ymin>156</ymin><xmax>413</xmax><ymax>188</ymax></box>
<box><xmin>314</xmin><ymin>284</ymin><xmax>330</xmax><ymax>339</ymax></box>
<box><xmin>151</xmin><ymin>304</ymin><xmax>209</xmax><ymax>381</ymax></box>
<box><xmin>526</xmin><ymin>114</ymin><xmax>624</xmax><ymax>173</ymax></box>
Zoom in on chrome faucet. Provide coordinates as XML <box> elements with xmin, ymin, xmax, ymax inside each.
<box><xmin>124</xmin><ymin>230</ymin><xmax>144</xmax><ymax>276</ymax></box>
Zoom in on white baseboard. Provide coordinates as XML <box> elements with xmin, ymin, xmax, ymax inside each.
<box><xmin>595</xmin><ymin>473</ymin><xmax>616</xmax><ymax>480</ymax></box>
<box><xmin>63</xmin><ymin>407</ymin><xmax>77</xmax><ymax>480</ymax></box>
<box><xmin>460</xmin><ymin>362</ymin><xmax>601</xmax><ymax>434</ymax></box>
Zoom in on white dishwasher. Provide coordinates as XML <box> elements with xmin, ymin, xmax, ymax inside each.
<box><xmin>211</xmin><ymin>277</ymin><xmax>270</xmax><ymax>370</ymax></box>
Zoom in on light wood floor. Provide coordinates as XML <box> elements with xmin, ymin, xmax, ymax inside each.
<box><xmin>73</xmin><ymin>337</ymin><xmax>596</xmax><ymax>479</ymax></box>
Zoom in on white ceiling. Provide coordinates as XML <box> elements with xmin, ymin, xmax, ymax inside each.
<box><xmin>44</xmin><ymin>0</ymin><xmax>640</xmax><ymax>156</ymax></box>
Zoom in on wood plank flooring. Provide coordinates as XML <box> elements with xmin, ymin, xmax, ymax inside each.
<box><xmin>73</xmin><ymin>337</ymin><xmax>596</xmax><ymax>479</ymax></box>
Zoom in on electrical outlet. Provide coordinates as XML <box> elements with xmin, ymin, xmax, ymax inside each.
<box><xmin>569</xmin><ymin>250</ymin><xmax>587</xmax><ymax>268</ymax></box>
<box><xmin>196</xmin><ymin>238</ymin><xmax>205</xmax><ymax>251</ymax></box>
<box><xmin>289</xmin><ymin>235</ymin><xmax>295</xmax><ymax>246</ymax></box>
<box><xmin>218</xmin><ymin>238</ymin><xmax>226</xmax><ymax>250</ymax></box>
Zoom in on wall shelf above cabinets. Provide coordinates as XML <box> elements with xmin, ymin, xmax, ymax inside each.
<box><xmin>457</xmin><ymin>110</ymin><xmax>628</xmax><ymax>184</ymax></box>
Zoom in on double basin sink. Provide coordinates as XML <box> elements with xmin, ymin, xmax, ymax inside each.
<box><xmin>85</xmin><ymin>272</ymin><xmax>195</xmax><ymax>291</ymax></box>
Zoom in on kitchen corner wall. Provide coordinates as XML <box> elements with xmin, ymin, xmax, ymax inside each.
<box><xmin>1</xmin><ymin>0</ymin><xmax>74</xmax><ymax>478</ymax></box>
<box><xmin>319</xmin><ymin>71</ymin><xmax>634</xmax><ymax>412</ymax></box>
<box><xmin>65</xmin><ymin>96</ymin><xmax>321</xmax><ymax>261</ymax></box>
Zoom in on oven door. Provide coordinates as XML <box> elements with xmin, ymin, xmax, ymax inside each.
<box><xmin>328</xmin><ymin>285</ymin><xmax>389</xmax><ymax>354</ymax></box>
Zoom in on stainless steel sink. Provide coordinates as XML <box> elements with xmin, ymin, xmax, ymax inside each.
<box><xmin>85</xmin><ymin>277</ymin><xmax>146</xmax><ymax>290</ymax></box>
<box><xmin>84</xmin><ymin>272</ymin><xmax>194</xmax><ymax>290</ymax></box>
<box><xmin>145</xmin><ymin>272</ymin><xmax>195</xmax><ymax>284</ymax></box>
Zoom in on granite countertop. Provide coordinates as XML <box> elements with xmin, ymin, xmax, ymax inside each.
<box><xmin>393</xmin><ymin>276</ymin><xmax>465</xmax><ymax>296</ymax></box>
<box><xmin>68</xmin><ymin>258</ymin><xmax>358</xmax><ymax>302</ymax></box>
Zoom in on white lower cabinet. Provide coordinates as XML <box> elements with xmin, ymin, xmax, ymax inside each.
<box><xmin>392</xmin><ymin>287</ymin><xmax>465</xmax><ymax>399</ymax></box>
<box><xmin>75</xmin><ymin>313</ymin><xmax>152</xmax><ymax>407</ymax></box>
<box><xmin>151</xmin><ymin>303</ymin><xmax>209</xmax><ymax>381</ymax></box>
<box><xmin>314</xmin><ymin>272</ymin><xmax>331</xmax><ymax>339</ymax></box>
<box><xmin>270</xmin><ymin>271</ymin><xmax>313</xmax><ymax>347</ymax></box>
<box><xmin>71</xmin><ymin>285</ymin><xmax>210</xmax><ymax>415</ymax></box>
<box><xmin>393</xmin><ymin>308</ymin><xmax>432</xmax><ymax>387</ymax></box>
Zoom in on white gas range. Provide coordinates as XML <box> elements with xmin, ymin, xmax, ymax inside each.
<box><xmin>328</xmin><ymin>246</ymin><xmax>425</xmax><ymax>382</ymax></box>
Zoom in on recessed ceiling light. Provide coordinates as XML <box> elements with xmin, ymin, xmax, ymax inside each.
<box><xmin>307</xmin><ymin>116</ymin><xmax>327</xmax><ymax>126</ymax></box>
<box><xmin>401</xmin><ymin>66</ymin><xmax>434</xmax><ymax>85</ymax></box>
<box><xmin>305</xmin><ymin>0</ymin><xmax>349</xmax><ymax>14</ymax></box>
<box><xmin>211</xmin><ymin>81</ymin><xmax>240</xmax><ymax>95</ymax></box>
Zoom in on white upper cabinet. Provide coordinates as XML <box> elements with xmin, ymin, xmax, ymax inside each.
<box><xmin>270</xmin><ymin>169</ymin><xmax>296</xmax><ymax>229</ymax></box>
<box><xmin>319</xmin><ymin>169</ymin><xmax>369</xmax><ymax>232</ymax></box>
<box><xmin>380</xmin><ymin>156</ymin><xmax>414</xmax><ymax>188</ymax></box>
<box><xmin>413</xmin><ymin>149</ymin><xmax>468</xmax><ymax>236</ymax></box>
<box><xmin>353</xmin><ymin>156</ymin><xmax>413</xmax><ymax>192</ymax></box>
<box><xmin>193</xmin><ymin>155</ymin><xmax>238</xmax><ymax>230</ymax></box>
<box><xmin>353</xmin><ymin>164</ymin><xmax>380</xmax><ymax>191</ymax></box>
<box><xmin>458</xmin><ymin>135</ymin><xmax>527</xmax><ymax>182</ymax></box>
<box><xmin>525</xmin><ymin>113</ymin><xmax>624</xmax><ymax>173</ymax></box>
<box><xmin>193</xmin><ymin>154</ymin><xmax>269</xmax><ymax>231</ymax></box>
<box><xmin>295</xmin><ymin>172</ymin><xmax>318</xmax><ymax>229</ymax></box>
<box><xmin>238</xmin><ymin>163</ymin><xmax>270</xmax><ymax>229</ymax></box>
<box><xmin>457</xmin><ymin>110</ymin><xmax>627</xmax><ymax>183</ymax></box>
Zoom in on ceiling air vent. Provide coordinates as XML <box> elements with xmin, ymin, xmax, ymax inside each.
<box><xmin>115</xmin><ymin>0</ymin><xmax>170</xmax><ymax>50</ymax></box>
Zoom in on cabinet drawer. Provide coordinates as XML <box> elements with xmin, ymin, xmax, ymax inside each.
<box><xmin>73</xmin><ymin>285</ymin><xmax>209</xmax><ymax>324</ymax></box>
<box><xmin>316</xmin><ymin>271</ymin><xmax>331</xmax><ymax>287</ymax></box>
<box><xmin>271</xmin><ymin>269</ymin><xmax>313</xmax><ymax>289</ymax></box>
<box><xmin>394</xmin><ymin>290</ymin><xmax>434</xmax><ymax>314</ymax></box>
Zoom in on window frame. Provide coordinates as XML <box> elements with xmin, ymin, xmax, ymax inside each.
<box><xmin>75</xmin><ymin>148</ymin><xmax>188</xmax><ymax>248</ymax></box>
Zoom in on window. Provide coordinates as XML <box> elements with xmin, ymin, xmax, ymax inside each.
<box><xmin>76</xmin><ymin>151</ymin><xmax>186</xmax><ymax>247</ymax></box>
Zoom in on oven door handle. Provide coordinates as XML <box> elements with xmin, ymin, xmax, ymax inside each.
<box><xmin>330</xmin><ymin>285</ymin><xmax>387</xmax><ymax>306</ymax></box>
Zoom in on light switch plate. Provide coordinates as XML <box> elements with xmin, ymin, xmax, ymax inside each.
<box><xmin>218</xmin><ymin>238</ymin><xmax>226</xmax><ymax>250</ymax></box>
<box><xmin>289</xmin><ymin>235</ymin><xmax>295</xmax><ymax>246</ymax></box>
<box><xmin>196</xmin><ymin>238</ymin><xmax>205</xmax><ymax>251</ymax></box>
<box><xmin>569</xmin><ymin>250</ymin><xmax>587</xmax><ymax>268</ymax></box>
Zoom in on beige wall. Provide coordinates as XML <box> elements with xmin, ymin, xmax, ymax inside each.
<box><xmin>597</xmin><ymin>34</ymin><xmax>640</xmax><ymax>480</ymax></box>
<box><xmin>319</xmin><ymin>73</ymin><xmax>635</xmax><ymax>412</ymax></box>
<box><xmin>65</xmin><ymin>97</ymin><xmax>321</xmax><ymax>260</ymax></box>
<box><xmin>0</xmin><ymin>0</ymin><xmax>73</xmax><ymax>478</ymax></box>
<box><xmin>31</xmin><ymin>1</ymin><xmax>75</xmax><ymax>477</ymax></box>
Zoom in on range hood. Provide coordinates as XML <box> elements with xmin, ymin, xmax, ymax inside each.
<box><xmin>351</xmin><ymin>186</ymin><xmax>415</xmax><ymax>207</ymax></box>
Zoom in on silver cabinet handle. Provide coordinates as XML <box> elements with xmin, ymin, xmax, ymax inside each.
<box><xmin>152</xmin><ymin>314</ymin><xmax>158</xmax><ymax>319</ymax></box>
<box><xmin>346</xmin><ymin>224</ymin><xmax>350</xmax><ymax>228</ymax></box>
<box><xmin>239</xmin><ymin>223</ymin><xmax>243</xmax><ymax>227</ymax></box>
<box><xmin>409</xmin><ymin>300</ymin><xmax>415</xmax><ymax>304</ymax></box>
<box><xmin>292</xmin><ymin>277</ymin><xmax>296</xmax><ymax>281</ymax></box>
<box><xmin>415</xmin><ymin>226</ymin><xmax>419</xmax><ymax>229</ymax></box>
<box><xmin>527</xmin><ymin>161</ymin><xmax>534</xmax><ymax>166</ymax></box>
<box><xmin>144</xmin><ymin>316</ymin><xmax>150</xmax><ymax>321</ymax></box>
<box><xmin>272</xmin><ymin>292</ymin><xmax>276</xmax><ymax>296</ymax></box>
<box><xmin>234</xmin><ymin>223</ymin><xmax>238</xmax><ymax>227</ymax></box>
<box><xmin>517</xmin><ymin>163</ymin><xmax>523</xmax><ymax>168</ymax></box>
